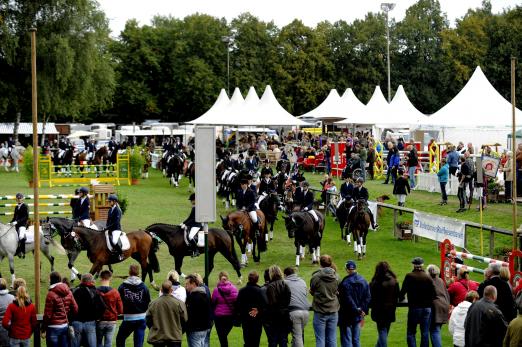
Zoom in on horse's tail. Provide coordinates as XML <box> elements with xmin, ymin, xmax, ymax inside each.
<box><xmin>148</xmin><ymin>242</ymin><xmax>161</xmax><ymax>273</ymax></box>
<box><xmin>225</xmin><ymin>228</ymin><xmax>240</xmax><ymax>260</ymax></box>
<box><xmin>49</xmin><ymin>238</ymin><xmax>66</xmax><ymax>255</ymax></box>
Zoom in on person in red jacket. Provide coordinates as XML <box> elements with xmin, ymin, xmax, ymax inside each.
<box><xmin>96</xmin><ymin>270</ymin><xmax>123</xmax><ymax>347</ymax></box>
<box><xmin>42</xmin><ymin>271</ymin><xmax>78</xmax><ymax>347</ymax></box>
<box><xmin>447</xmin><ymin>268</ymin><xmax>479</xmax><ymax>307</ymax></box>
<box><xmin>2</xmin><ymin>285</ymin><xmax>37</xmax><ymax>347</ymax></box>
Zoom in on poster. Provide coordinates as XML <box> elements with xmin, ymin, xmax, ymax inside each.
<box><xmin>481</xmin><ymin>155</ymin><xmax>500</xmax><ymax>178</ymax></box>
<box><xmin>413</xmin><ymin>211</ymin><xmax>465</xmax><ymax>247</ymax></box>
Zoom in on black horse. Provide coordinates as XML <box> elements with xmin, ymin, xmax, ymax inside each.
<box><xmin>166</xmin><ymin>153</ymin><xmax>184</xmax><ymax>187</ymax></box>
<box><xmin>145</xmin><ymin>223</ymin><xmax>242</xmax><ymax>282</ymax></box>
<box><xmin>52</xmin><ymin>147</ymin><xmax>74</xmax><ymax>173</ymax></box>
<box><xmin>259</xmin><ymin>192</ymin><xmax>280</xmax><ymax>240</ymax></box>
<box><xmin>335</xmin><ymin>198</ymin><xmax>355</xmax><ymax>243</ymax></box>
<box><xmin>284</xmin><ymin>210</ymin><xmax>324</xmax><ymax>267</ymax></box>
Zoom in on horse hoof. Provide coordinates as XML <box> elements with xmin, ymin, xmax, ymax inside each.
<box><xmin>240</xmin><ymin>264</ymin><xmax>247</xmax><ymax>269</ymax></box>
<box><xmin>358</xmin><ymin>255</ymin><xmax>362</xmax><ymax>260</ymax></box>
<box><xmin>150</xmin><ymin>282</ymin><xmax>160</xmax><ymax>291</ymax></box>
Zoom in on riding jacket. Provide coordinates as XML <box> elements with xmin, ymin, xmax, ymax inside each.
<box><xmin>76</xmin><ymin>196</ymin><xmax>90</xmax><ymax>221</ymax></box>
<box><xmin>340</xmin><ymin>182</ymin><xmax>354</xmax><ymax>200</ymax></box>
<box><xmin>236</xmin><ymin>188</ymin><xmax>257</xmax><ymax>212</ymax></box>
<box><xmin>245</xmin><ymin>158</ymin><xmax>257</xmax><ymax>171</ymax></box>
<box><xmin>10</xmin><ymin>203</ymin><xmax>29</xmax><ymax>231</ymax></box>
<box><xmin>258</xmin><ymin>178</ymin><xmax>275</xmax><ymax>195</ymax></box>
<box><xmin>352</xmin><ymin>186</ymin><xmax>369</xmax><ymax>202</ymax></box>
<box><xmin>106</xmin><ymin>205</ymin><xmax>122</xmax><ymax>231</ymax></box>
<box><xmin>183</xmin><ymin>206</ymin><xmax>202</xmax><ymax>229</ymax></box>
<box><xmin>87</xmin><ymin>142</ymin><xmax>96</xmax><ymax>153</ymax></box>
<box><xmin>261</xmin><ymin>166</ymin><xmax>274</xmax><ymax>177</ymax></box>
<box><xmin>300</xmin><ymin>190</ymin><xmax>314</xmax><ymax>211</ymax></box>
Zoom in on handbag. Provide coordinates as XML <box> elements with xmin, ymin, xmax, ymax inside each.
<box><xmin>217</xmin><ymin>287</ymin><xmax>241</xmax><ymax>327</ymax></box>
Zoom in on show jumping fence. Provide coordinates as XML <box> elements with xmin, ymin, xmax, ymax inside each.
<box><xmin>38</xmin><ymin>153</ymin><xmax>131</xmax><ymax>187</ymax></box>
<box><xmin>0</xmin><ymin>194</ymin><xmax>90</xmax><ymax>217</ymax></box>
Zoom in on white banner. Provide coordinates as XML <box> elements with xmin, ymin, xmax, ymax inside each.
<box><xmin>368</xmin><ymin>201</ymin><xmax>378</xmax><ymax>231</ymax></box>
<box><xmin>413</xmin><ymin>212</ymin><xmax>465</xmax><ymax>247</ymax></box>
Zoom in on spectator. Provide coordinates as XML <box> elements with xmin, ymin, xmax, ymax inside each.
<box><xmin>465</xmin><ymin>285</ymin><xmax>508</xmax><ymax>347</ymax></box>
<box><xmin>393</xmin><ymin>168</ymin><xmax>410</xmax><ymax>210</ymax></box>
<box><xmin>448</xmin><ymin>290</ymin><xmax>479</xmax><ymax>347</ymax></box>
<box><xmin>446</xmin><ymin>145</ymin><xmax>460</xmax><ymax>176</ymax></box>
<box><xmin>447</xmin><ymin>268</ymin><xmax>479</xmax><ymax>307</ymax></box>
<box><xmin>399</xmin><ymin>257</ymin><xmax>436</xmax><ymax>347</ymax></box>
<box><xmin>310</xmin><ymin>255</ymin><xmax>340</xmax><ymax>347</ymax></box>
<box><xmin>436</xmin><ymin>158</ymin><xmax>449</xmax><ymax>205</ymax></box>
<box><xmin>236</xmin><ymin>271</ymin><xmax>266</xmax><ymax>347</ymax></box>
<box><xmin>284</xmin><ymin>267</ymin><xmax>310</xmax><ymax>347</ymax></box>
<box><xmin>146</xmin><ymin>281</ymin><xmax>187</xmax><ymax>347</ymax></box>
<box><xmin>2</xmin><ymin>286</ymin><xmax>37</xmax><ymax>347</ymax></box>
<box><xmin>406</xmin><ymin>145</ymin><xmax>418</xmax><ymax>189</ymax></box>
<box><xmin>163</xmin><ymin>270</ymin><xmax>187</xmax><ymax>303</ymax></box>
<box><xmin>266</xmin><ymin>265</ymin><xmax>291</xmax><ymax>347</ymax></box>
<box><xmin>369</xmin><ymin>261</ymin><xmax>400</xmax><ymax>347</ymax></box>
<box><xmin>42</xmin><ymin>271</ymin><xmax>78</xmax><ymax>347</ymax></box>
<box><xmin>503</xmin><ymin>293</ymin><xmax>522</xmax><ymax>346</ymax></box>
<box><xmin>185</xmin><ymin>274</ymin><xmax>212</xmax><ymax>347</ymax></box>
<box><xmin>456</xmin><ymin>156</ymin><xmax>471</xmax><ymax>213</ymax></box>
<box><xmin>116</xmin><ymin>264</ymin><xmax>151</xmax><ymax>347</ymax></box>
<box><xmin>426</xmin><ymin>265</ymin><xmax>449</xmax><ymax>347</ymax></box>
<box><xmin>71</xmin><ymin>273</ymin><xmax>105</xmax><ymax>347</ymax></box>
<box><xmin>499</xmin><ymin>267</ymin><xmax>513</xmax><ymax>294</ymax></box>
<box><xmin>8</xmin><ymin>279</ymin><xmax>26</xmax><ymax>298</ymax></box>
<box><xmin>383</xmin><ymin>142</ymin><xmax>393</xmax><ymax>184</ymax></box>
<box><xmin>97</xmin><ymin>270</ymin><xmax>123</xmax><ymax>347</ymax></box>
<box><xmin>478</xmin><ymin>263</ymin><xmax>516</xmax><ymax>322</ymax></box>
<box><xmin>194</xmin><ymin>273</ymin><xmax>213</xmax><ymax>347</ymax></box>
<box><xmin>338</xmin><ymin>260</ymin><xmax>370</xmax><ymax>347</ymax></box>
<box><xmin>211</xmin><ymin>271</ymin><xmax>238</xmax><ymax>347</ymax></box>
<box><xmin>389</xmin><ymin>148</ymin><xmax>400</xmax><ymax>184</ymax></box>
<box><xmin>0</xmin><ymin>279</ymin><xmax>14</xmax><ymax>347</ymax></box>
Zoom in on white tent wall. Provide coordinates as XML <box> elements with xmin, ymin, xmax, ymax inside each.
<box><xmin>437</xmin><ymin>127</ymin><xmax>512</xmax><ymax>149</ymax></box>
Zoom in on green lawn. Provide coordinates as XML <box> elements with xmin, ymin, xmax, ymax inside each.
<box><xmin>0</xmin><ymin>167</ymin><xmax>518</xmax><ymax>346</ymax></box>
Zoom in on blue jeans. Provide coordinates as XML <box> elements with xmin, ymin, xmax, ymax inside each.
<box><xmin>187</xmin><ymin>330</ymin><xmax>209</xmax><ymax>347</ymax></box>
<box><xmin>313</xmin><ymin>312</ymin><xmax>338</xmax><ymax>347</ymax></box>
<box><xmin>406</xmin><ymin>307</ymin><xmax>431</xmax><ymax>347</ymax></box>
<box><xmin>408</xmin><ymin>166</ymin><xmax>416</xmax><ymax>188</ymax></box>
<box><xmin>116</xmin><ymin>319</ymin><xmax>146</xmax><ymax>347</ymax></box>
<box><xmin>72</xmin><ymin>321</ymin><xmax>96</xmax><ymax>347</ymax></box>
<box><xmin>9</xmin><ymin>338</ymin><xmax>30</xmax><ymax>347</ymax></box>
<box><xmin>96</xmin><ymin>322</ymin><xmax>116</xmax><ymax>347</ymax></box>
<box><xmin>340</xmin><ymin>322</ymin><xmax>361</xmax><ymax>347</ymax></box>
<box><xmin>375</xmin><ymin>322</ymin><xmax>391</xmax><ymax>347</ymax></box>
<box><xmin>429</xmin><ymin>323</ymin><xmax>442</xmax><ymax>347</ymax></box>
<box><xmin>265</xmin><ymin>322</ymin><xmax>288</xmax><ymax>347</ymax></box>
<box><xmin>46</xmin><ymin>326</ymin><xmax>70</xmax><ymax>347</ymax></box>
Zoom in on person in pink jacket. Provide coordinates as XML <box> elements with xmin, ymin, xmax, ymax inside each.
<box><xmin>211</xmin><ymin>271</ymin><xmax>238</xmax><ymax>347</ymax></box>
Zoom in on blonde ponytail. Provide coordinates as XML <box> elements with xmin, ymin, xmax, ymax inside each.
<box><xmin>16</xmin><ymin>286</ymin><xmax>29</xmax><ymax>309</ymax></box>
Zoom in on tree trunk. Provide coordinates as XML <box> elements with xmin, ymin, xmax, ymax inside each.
<box><xmin>13</xmin><ymin>112</ymin><xmax>21</xmax><ymax>144</ymax></box>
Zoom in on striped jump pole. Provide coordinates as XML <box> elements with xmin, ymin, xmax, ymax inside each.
<box><xmin>452</xmin><ymin>263</ymin><xmax>485</xmax><ymax>275</ymax></box>
<box><xmin>1</xmin><ymin>211</ymin><xmax>70</xmax><ymax>216</ymax></box>
<box><xmin>0</xmin><ymin>203</ymin><xmax>69</xmax><ymax>208</ymax></box>
<box><xmin>0</xmin><ymin>194</ymin><xmax>93</xmax><ymax>200</ymax></box>
<box><xmin>450</xmin><ymin>249</ymin><xmax>509</xmax><ymax>268</ymax></box>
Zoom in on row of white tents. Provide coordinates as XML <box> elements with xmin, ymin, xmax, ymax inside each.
<box><xmin>190</xmin><ymin>66</ymin><xmax>522</xmax><ymax>131</ymax></box>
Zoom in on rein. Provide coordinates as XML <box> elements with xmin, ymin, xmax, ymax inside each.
<box><xmin>0</xmin><ymin>225</ymin><xmax>15</xmax><ymax>240</ymax></box>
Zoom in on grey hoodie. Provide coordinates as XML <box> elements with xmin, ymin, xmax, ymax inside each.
<box><xmin>310</xmin><ymin>267</ymin><xmax>340</xmax><ymax>314</ymax></box>
<box><xmin>285</xmin><ymin>274</ymin><xmax>310</xmax><ymax>311</ymax></box>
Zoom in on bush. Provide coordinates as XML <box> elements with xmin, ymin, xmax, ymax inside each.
<box><xmin>22</xmin><ymin>145</ymin><xmax>34</xmax><ymax>183</ymax></box>
<box><xmin>117</xmin><ymin>190</ymin><xmax>128</xmax><ymax>215</ymax></box>
<box><xmin>129</xmin><ymin>148</ymin><xmax>144</xmax><ymax>179</ymax></box>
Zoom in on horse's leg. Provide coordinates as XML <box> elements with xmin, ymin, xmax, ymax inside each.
<box><xmin>42</xmin><ymin>244</ymin><xmax>55</xmax><ymax>272</ymax></box>
<box><xmin>311</xmin><ymin>247</ymin><xmax>317</xmax><ymax>264</ymax></box>
<box><xmin>174</xmin><ymin>255</ymin><xmax>185</xmax><ymax>277</ymax></box>
<box><xmin>363</xmin><ymin>230</ymin><xmax>368</xmax><ymax>257</ymax></box>
<box><xmin>89</xmin><ymin>262</ymin><xmax>103</xmax><ymax>276</ymax></box>
<box><xmin>268</xmin><ymin>220</ymin><xmax>273</xmax><ymax>241</ymax></box>
<box><xmin>352</xmin><ymin>230</ymin><xmax>358</xmax><ymax>253</ymax></box>
<box><xmin>220</xmin><ymin>246</ymin><xmax>242</xmax><ymax>283</ymax></box>
<box><xmin>239</xmin><ymin>240</ymin><xmax>247</xmax><ymax>267</ymax></box>
<box><xmin>8</xmin><ymin>254</ymin><xmax>15</xmax><ymax>288</ymax></box>
<box><xmin>357</xmin><ymin>232</ymin><xmax>363</xmax><ymax>260</ymax></box>
<box><xmin>295</xmin><ymin>242</ymin><xmax>300</xmax><ymax>267</ymax></box>
<box><xmin>252</xmin><ymin>237</ymin><xmax>260</xmax><ymax>263</ymax></box>
<box><xmin>67</xmin><ymin>251</ymin><xmax>82</xmax><ymax>282</ymax></box>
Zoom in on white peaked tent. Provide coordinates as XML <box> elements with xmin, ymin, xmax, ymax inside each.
<box><xmin>337</xmin><ymin>85</ymin><xmax>389</xmax><ymax>125</ymax></box>
<box><xmin>189</xmin><ymin>88</ymin><xmax>230</xmax><ymax>125</ymax></box>
<box><xmin>385</xmin><ymin>85</ymin><xmax>427</xmax><ymax>126</ymax></box>
<box><xmin>420</xmin><ymin>66</ymin><xmax>522</xmax><ymax>127</ymax></box>
<box><xmin>340</xmin><ymin>88</ymin><xmax>366</xmax><ymax>117</ymax></box>
<box><xmin>299</xmin><ymin>89</ymin><xmax>346</xmax><ymax>122</ymax></box>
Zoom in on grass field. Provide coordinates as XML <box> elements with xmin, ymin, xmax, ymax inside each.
<box><xmin>0</xmin><ymin>167</ymin><xmax>518</xmax><ymax>346</ymax></box>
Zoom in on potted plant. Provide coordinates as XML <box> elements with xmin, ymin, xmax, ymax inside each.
<box><xmin>395</xmin><ymin>220</ymin><xmax>413</xmax><ymax>240</ymax></box>
<box><xmin>129</xmin><ymin>148</ymin><xmax>144</xmax><ymax>185</ymax></box>
<box><xmin>487</xmin><ymin>179</ymin><xmax>503</xmax><ymax>203</ymax></box>
<box><xmin>117</xmin><ymin>191</ymin><xmax>128</xmax><ymax>215</ymax></box>
<box><xmin>22</xmin><ymin>146</ymin><xmax>34</xmax><ymax>187</ymax></box>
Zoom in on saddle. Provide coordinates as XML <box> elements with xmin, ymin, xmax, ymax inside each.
<box><xmin>104</xmin><ymin>230</ymin><xmax>130</xmax><ymax>252</ymax></box>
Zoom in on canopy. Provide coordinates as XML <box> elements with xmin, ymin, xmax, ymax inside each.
<box><xmin>384</xmin><ymin>85</ymin><xmax>427</xmax><ymax>126</ymax></box>
<box><xmin>419</xmin><ymin>66</ymin><xmax>522</xmax><ymax>127</ymax></box>
<box><xmin>67</xmin><ymin>130</ymin><xmax>97</xmax><ymax>138</ymax></box>
<box><xmin>247</xmin><ymin>85</ymin><xmax>307</xmax><ymax>126</ymax></box>
<box><xmin>299</xmin><ymin>89</ymin><xmax>346</xmax><ymax>122</ymax></box>
<box><xmin>188</xmin><ymin>88</ymin><xmax>230</xmax><ymax>125</ymax></box>
<box><xmin>0</xmin><ymin>122</ymin><xmax>59</xmax><ymax>135</ymax></box>
<box><xmin>336</xmin><ymin>86</ymin><xmax>389</xmax><ymax>125</ymax></box>
<box><xmin>340</xmin><ymin>88</ymin><xmax>366</xmax><ymax>117</ymax></box>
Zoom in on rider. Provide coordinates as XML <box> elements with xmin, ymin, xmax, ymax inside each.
<box><xmin>108</xmin><ymin>137</ymin><xmax>116</xmax><ymax>152</ymax></box>
<box><xmin>70</xmin><ymin>188</ymin><xmax>80</xmax><ymax>220</ymax></box>
<box><xmin>337</xmin><ymin>176</ymin><xmax>354</xmax><ymax>208</ymax></box>
<box><xmin>260</xmin><ymin>159</ymin><xmax>274</xmax><ymax>178</ymax></box>
<box><xmin>9</xmin><ymin>193</ymin><xmax>29</xmax><ymax>258</ymax></box>
<box><xmin>236</xmin><ymin>178</ymin><xmax>259</xmax><ymax>237</ymax></box>
<box><xmin>180</xmin><ymin>193</ymin><xmax>203</xmax><ymax>257</ymax></box>
<box><xmin>76</xmin><ymin>187</ymin><xmax>91</xmax><ymax>227</ymax></box>
<box><xmin>245</xmin><ymin>154</ymin><xmax>257</xmax><ymax>173</ymax></box>
<box><xmin>256</xmin><ymin>169</ymin><xmax>275</xmax><ymax>208</ymax></box>
<box><xmin>299</xmin><ymin>181</ymin><xmax>320</xmax><ymax>235</ymax></box>
<box><xmin>106</xmin><ymin>194</ymin><xmax>123</xmax><ymax>260</ymax></box>
<box><xmin>349</xmin><ymin>177</ymin><xmax>379</xmax><ymax>229</ymax></box>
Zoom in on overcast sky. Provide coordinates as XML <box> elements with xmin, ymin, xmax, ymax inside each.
<box><xmin>98</xmin><ymin>0</ymin><xmax>521</xmax><ymax>36</ymax></box>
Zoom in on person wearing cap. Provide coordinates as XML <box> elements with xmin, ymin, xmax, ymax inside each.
<box><xmin>106</xmin><ymin>194</ymin><xmax>123</xmax><ymax>260</ymax></box>
<box><xmin>9</xmin><ymin>193</ymin><xmax>29</xmax><ymax>258</ymax></box>
<box><xmin>337</xmin><ymin>176</ymin><xmax>354</xmax><ymax>209</ymax></box>
<box><xmin>260</xmin><ymin>159</ymin><xmax>273</xmax><ymax>178</ymax></box>
<box><xmin>180</xmin><ymin>193</ymin><xmax>203</xmax><ymax>257</ymax></box>
<box><xmin>76</xmin><ymin>187</ymin><xmax>91</xmax><ymax>228</ymax></box>
<box><xmin>245</xmin><ymin>154</ymin><xmax>258</xmax><ymax>173</ymax></box>
<box><xmin>256</xmin><ymin>167</ymin><xmax>276</xmax><ymax>209</ymax></box>
<box><xmin>298</xmin><ymin>181</ymin><xmax>320</xmax><ymax>233</ymax></box>
<box><xmin>348</xmin><ymin>178</ymin><xmax>378</xmax><ymax>230</ymax></box>
<box><xmin>338</xmin><ymin>260</ymin><xmax>370</xmax><ymax>347</ymax></box>
<box><xmin>399</xmin><ymin>257</ymin><xmax>436</xmax><ymax>347</ymax></box>
<box><xmin>70</xmin><ymin>188</ymin><xmax>81</xmax><ymax>220</ymax></box>
<box><xmin>236</xmin><ymin>178</ymin><xmax>260</xmax><ymax>237</ymax></box>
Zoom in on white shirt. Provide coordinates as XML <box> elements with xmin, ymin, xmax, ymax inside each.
<box><xmin>448</xmin><ymin>300</ymin><xmax>472</xmax><ymax>347</ymax></box>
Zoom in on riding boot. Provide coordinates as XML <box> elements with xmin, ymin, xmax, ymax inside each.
<box><xmin>313</xmin><ymin>220</ymin><xmax>321</xmax><ymax>238</ymax></box>
<box><xmin>253</xmin><ymin>221</ymin><xmax>260</xmax><ymax>239</ymax></box>
<box><xmin>191</xmin><ymin>238</ymin><xmax>200</xmax><ymax>258</ymax></box>
<box><xmin>17</xmin><ymin>239</ymin><xmax>26</xmax><ymax>259</ymax></box>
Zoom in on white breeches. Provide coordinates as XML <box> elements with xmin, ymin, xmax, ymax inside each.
<box><xmin>248</xmin><ymin>211</ymin><xmax>258</xmax><ymax>223</ymax></box>
<box><xmin>308</xmin><ymin>209</ymin><xmax>319</xmax><ymax>222</ymax></box>
<box><xmin>18</xmin><ymin>226</ymin><xmax>26</xmax><ymax>240</ymax></box>
<box><xmin>188</xmin><ymin>227</ymin><xmax>200</xmax><ymax>240</ymax></box>
<box><xmin>80</xmin><ymin>219</ymin><xmax>91</xmax><ymax>228</ymax></box>
<box><xmin>336</xmin><ymin>198</ymin><xmax>345</xmax><ymax>208</ymax></box>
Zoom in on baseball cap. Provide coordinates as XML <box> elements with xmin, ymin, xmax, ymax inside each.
<box><xmin>345</xmin><ymin>260</ymin><xmax>357</xmax><ymax>270</ymax></box>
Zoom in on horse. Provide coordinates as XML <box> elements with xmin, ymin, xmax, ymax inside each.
<box><xmin>0</xmin><ymin>146</ymin><xmax>21</xmax><ymax>172</ymax></box>
<box><xmin>258</xmin><ymin>192</ymin><xmax>280</xmax><ymax>240</ymax></box>
<box><xmin>183</xmin><ymin>160</ymin><xmax>195</xmax><ymax>188</ymax></box>
<box><xmin>52</xmin><ymin>147</ymin><xmax>74</xmax><ymax>174</ymax></box>
<box><xmin>0</xmin><ymin>222</ymin><xmax>64</xmax><ymax>287</ymax></box>
<box><xmin>349</xmin><ymin>199</ymin><xmax>371</xmax><ymax>260</ymax></box>
<box><xmin>166</xmin><ymin>153</ymin><xmax>184</xmax><ymax>187</ymax></box>
<box><xmin>65</xmin><ymin>226</ymin><xmax>159</xmax><ymax>286</ymax></box>
<box><xmin>221</xmin><ymin>210</ymin><xmax>267</xmax><ymax>266</ymax></box>
<box><xmin>145</xmin><ymin>223</ymin><xmax>242</xmax><ymax>283</ymax></box>
<box><xmin>42</xmin><ymin>217</ymin><xmax>107</xmax><ymax>281</ymax></box>
<box><xmin>335</xmin><ymin>198</ymin><xmax>355</xmax><ymax>243</ymax></box>
<box><xmin>92</xmin><ymin>146</ymin><xmax>109</xmax><ymax>166</ymax></box>
<box><xmin>284</xmin><ymin>210</ymin><xmax>324</xmax><ymax>267</ymax></box>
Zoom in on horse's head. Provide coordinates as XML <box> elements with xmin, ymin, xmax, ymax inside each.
<box><xmin>220</xmin><ymin>215</ymin><xmax>232</xmax><ymax>231</ymax></box>
<box><xmin>284</xmin><ymin>214</ymin><xmax>300</xmax><ymax>238</ymax></box>
<box><xmin>356</xmin><ymin>199</ymin><xmax>366</xmax><ymax>212</ymax></box>
<box><xmin>41</xmin><ymin>217</ymin><xmax>57</xmax><ymax>239</ymax></box>
<box><xmin>343</xmin><ymin>198</ymin><xmax>355</xmax><ymax>210</ymax></box>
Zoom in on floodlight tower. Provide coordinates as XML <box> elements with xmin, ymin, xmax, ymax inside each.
<box><xmin>381</xmin><ymin>2</ymin><xmax>395</xmax><ymax>103</ymax></box>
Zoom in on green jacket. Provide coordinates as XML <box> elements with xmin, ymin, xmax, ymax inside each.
<box><xmin>310</xmin><ymin>267</ymin><xmax>340</xmax><ymax>314</ymax></box>
<box><xmin>146</xmin><ymin>295</ymin><xmax>187</xmax><ymax>344</ymax></box>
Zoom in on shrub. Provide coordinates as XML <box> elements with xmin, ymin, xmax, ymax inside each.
<box><xmin>22</xmin><ymin>146</ymin><xmax>34</xmax><ymax>183</ymax></box>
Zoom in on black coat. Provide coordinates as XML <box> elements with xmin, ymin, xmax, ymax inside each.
<box><xmin>183</xmin><ymin>206</ymin><xmax>202</xmax><ymax>229</ymax></box>
<box><xmin>477</xmin><ymin>276</ymin><xmax>516</xmax><ymax>322</ymax></box>
<box><xmin>258</xmin><ymin>178</ymin><xmax>275</xmax><ymax>195</ymax></box>
<box><xmin>340</xmin><ymin>182</ymin><xmax>354</xmax><ymax>200</ymax></box>
<box><xmin>76</xmin><ymin>197</ymin><xmax>90</xmax><ymax>220</ymax></box>
<box><xmin>236</xmin><ymin>283</ymin><xmax>266</xmax><ymax>323</ymax></box>
<box><xmin>106</xmin><ymin>205</ymin><xmax>122</xmax><ymax>231</ymax></box>
<box><xmin>186</xmin><ymin>287</ymin><xmax>212</xmax><ymax>333</ymax></box>
<box><xmin>237</xmin><ymin>188</ymin><xmax>256</xmax><ymax>212</ymax></box>
<box><xmin>393</xmin><ymin>177</ymin><xmax>410</xmax><ymax>195</ymax></box>
<box><xmin>265</xmin><ymin>279</ymin><xmax>291</xmax><ymax>326</ymax></box>
<box><xmin>352</xmin><ymin>187</ymin><xmax>369</xmax><ymax>202</ymax></box>
<box><xmin>260</xmin><ymin>166</ymin><xmax>274</xmax><ymax>177</ymax></box>
<box><xmin>11</xmin><ymin>203</ymin><xmax>29</xmax><ymax>229</ymax></box>
<box><xmin>300</xmin><ymin>190</ymin><xmax>314</xmax><ymax>211</ymax></box>
<box><xmin>370</xmin><ymin>274</ymin><xmax>400</xmax><ymax>324</ymax></box>
<box><xmin>465</xmin><ymin>298</ymin><xmax>508</xmax><ymax>347</ymax></box>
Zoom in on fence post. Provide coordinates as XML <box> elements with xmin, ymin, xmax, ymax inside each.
<box><xmin>489</xmin><ymin>231</ymin><xmax>495</xmax><ymax>257</ymax></box>
<box><xmin>393</xmin><ymin>209</ymin><xmax>398</xmax><ymax>236</ymax></box>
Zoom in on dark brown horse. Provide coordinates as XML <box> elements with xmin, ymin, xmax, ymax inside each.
<box><xmin>183</xmin><ymin>160</ymin><xmax>195</xmax><ymax>188</ymax></box>
<box><xmin>258</xmin><ymin>192</ymin><xmax>280</xmax><ymax>240</ymax></box>
<box><xmin>335</xmin><ymin>198</ymin><xmax>355</xmax><ymax>243</ymax></box>
<box><xmin>350</xmin><ymin>199</ymin><xmax>371</xmax><ymax>260</ymax></box>
<box><xmin>284</xmin><ymin>210</ymin><xmax>324</xmax><ymax>267</ymax></box>
<box><xmin>66</xmin><ymin>227</ymin><xmax>160</xmax><ymax>285</ymax></box>
<box><xmin>221</xmin><ymin>210</ymin><xmax>267</xmax><ymax>266</ymax></box>
<box><xmin>92</xmin><ymin>146</ymin><xmax>109</xmax><ymax>165</ymax></box>
<box><xmin>145</xmin><ymin>223</ymin><xmax>242</xmax><ymax>283</ymax></box>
